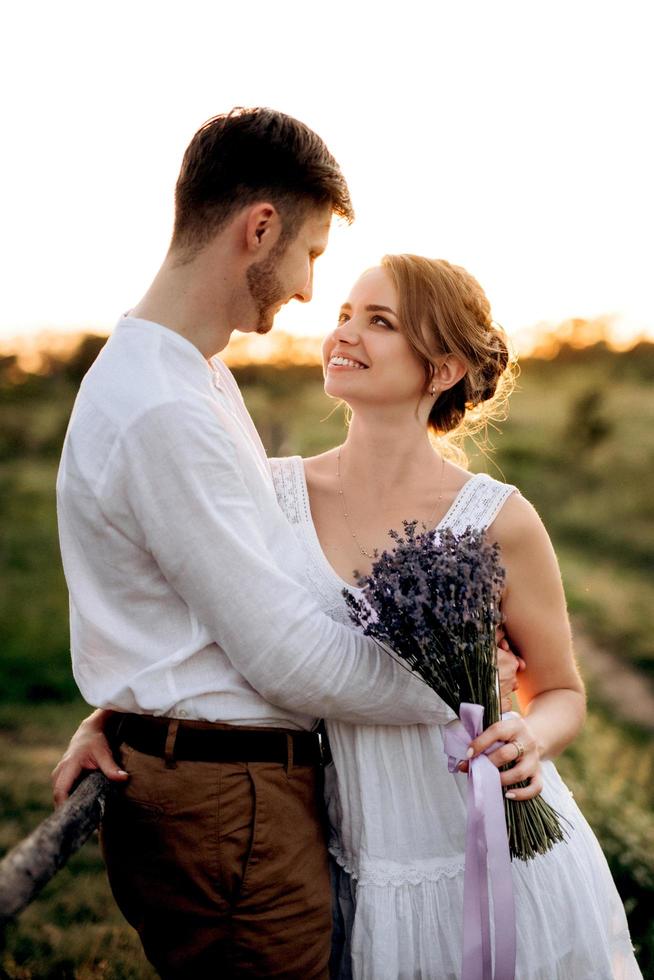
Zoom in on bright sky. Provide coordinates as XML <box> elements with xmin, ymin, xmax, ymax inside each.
<box><xmin>1</xmin><ymin>0</ymin><xmax>652</xmax><ymax>353</ymax></box>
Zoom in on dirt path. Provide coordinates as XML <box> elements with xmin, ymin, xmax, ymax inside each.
<box><xmin>572</xmin><ymin>618</ymin><xmax>654</xmax><ymax>733</ymax></box>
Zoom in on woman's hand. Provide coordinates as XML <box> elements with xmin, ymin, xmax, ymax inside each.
<box><xmin>51</xmin><ymin>709</ymin><xmax>128</xmax><ymax>807</ymax></box>
<box><xmin>464</xmin><ymin>714</ymin><xmax>543</xmax><ymax>801</ymax></box>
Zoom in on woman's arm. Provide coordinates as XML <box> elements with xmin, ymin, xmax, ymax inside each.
<box><xmin>467</xmin><ymin>492</ymin><xmax>586</xmax><ymax>799</ymax></box>
<box><xmin>51</xmin><ymin>709</ymin><xmax>128</xmax><ymax>806</ymax></box>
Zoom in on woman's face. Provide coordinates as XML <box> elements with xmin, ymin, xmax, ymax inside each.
<box><xmin>322</xmin><ymin>266</ymin><xmax>428</xmax><ymax>414</ymax></box>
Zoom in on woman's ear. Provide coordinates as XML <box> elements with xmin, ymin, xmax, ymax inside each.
<box><xmin>432</xmin><ymin>355</ymin><xmax>467</xmax><ymax>393</ymax></box>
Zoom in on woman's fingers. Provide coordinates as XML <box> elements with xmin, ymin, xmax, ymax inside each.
<box><xmin>484</xmin><ymin>737</ymin><xmax>532</xmax><ymax>770</ymax></box>
<box><xmin>51</xmin><ymin>734</ymin><xmax>128</xmax><ymax>807</ymax></box>
<box><xmin>499</xmin><ymin>759</ymin><xmax>537</xmax><ymax>785</ymax></box>
<box><xmin>504</xmin><ymin>771</ymin><xmax>544</xmax><ymax>801</ymax></box>
<box><xmin>466</xmin><ymin>718</ymin><xmax>542</xmax><ymax>794</ymax></box>
<box><xmin>51</xmin><ymin>758</ymin><xmax>85</xmax><ymax>808</ymax></box>
<box><xmin>467</xmin><ymin>719</ymin><xmax>523</xmax><ymax>758</ymax></box>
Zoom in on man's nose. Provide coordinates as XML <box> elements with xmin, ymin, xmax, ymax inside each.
<box><xmin>293</xmin><ymin>264</ymin><xmax>314</xmax><ymax>303</ymax></box>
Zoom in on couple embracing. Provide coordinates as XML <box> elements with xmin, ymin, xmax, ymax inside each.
<box><xmin>53</xmin><ymin>108</ymin><xmax>640</xmax><ymax>979</ymax></box>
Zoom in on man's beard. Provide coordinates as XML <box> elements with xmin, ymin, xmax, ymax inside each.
<box><xmin>245</xmin><ymin>252</ymin><xmax>286</xmax><ymax>335</ymax></box>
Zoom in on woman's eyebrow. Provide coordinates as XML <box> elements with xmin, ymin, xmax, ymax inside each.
<box><xmin>365</xmin><ymin>304</ymin><xmax>397</xmax><ymax>316</ymax></box>
<box><xmin>338</xmin><ymin>302</ymin><xmax>398</xmax><ymax>316</ymax></box>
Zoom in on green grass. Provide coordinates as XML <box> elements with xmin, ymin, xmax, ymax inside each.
<box><xmin>0</xmin><ymin>703</ymin><xmax>157</xmax><ymax>979</ymax></box>
<box><xmin>556</xmin><ymin>709</ymin><xmax>654</xmax><ymax>975</ymax></box>
<box><xmin>0</xmin><ymin>461</ymin><xmax>77</xmax><ymax>704</ymax></box>
<box><xmin>1</xmin><ymin>341</ymin><xmax>653</xmax><ymax>976</ymax></box>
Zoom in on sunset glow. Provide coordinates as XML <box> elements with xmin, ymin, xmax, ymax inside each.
<box><xmin>2</xmin><ymin>1</ymin><xmax>652</xmax><ymax>356</ymax></box>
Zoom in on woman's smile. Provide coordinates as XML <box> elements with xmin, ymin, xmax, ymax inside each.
<box><xmin>327</xmin><ymin>353</ymin><xmax>369</xmax><ymax>370</ymax></box>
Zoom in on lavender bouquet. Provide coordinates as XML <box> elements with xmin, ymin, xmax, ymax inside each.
<box><xmin>343</xmin><ymin>520</ymin><xmax>566</xmax><ymax>861</ymax></box>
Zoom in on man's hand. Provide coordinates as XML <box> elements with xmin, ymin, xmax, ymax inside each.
<box><xmin>497</xmin><ymin>627</ymin><xmax>526</xmax><ymax>713</ymax></box>
<box><xmin>51</xmin><ymin>709</ymin><xmax>128</xmax><ymax>807</ymax></box>
<box><xmin>456</xmin><ymin>629</ymin><xmax>527</xmax><ymax>776</ymax></box>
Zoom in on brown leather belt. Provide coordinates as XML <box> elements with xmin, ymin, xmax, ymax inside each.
<box><xmin>117</xmin><ymin>714</ymin><xmax>329</xmax><ymax>767</ymax></box>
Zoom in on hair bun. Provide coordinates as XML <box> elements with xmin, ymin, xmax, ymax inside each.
<box><xmin>466</xmin><ymin>327</ymin><xmax>509</xmax><ymax>407</ymax></box>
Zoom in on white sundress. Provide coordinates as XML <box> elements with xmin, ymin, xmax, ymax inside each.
<box><xmin>270</xmin><ymin>456</ymin><xmax>642</xmax><ymax>980</ymax></box>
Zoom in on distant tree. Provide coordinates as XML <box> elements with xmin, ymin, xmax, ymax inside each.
<box><xmin>63</xmin><ymin>335</ymin><xmax>107</xmax><ymax>385</ymax></box>
<box><xmin>564</xmin><ymin>387</ymin><xmax>612</xmax><ymax>457</ymax></box>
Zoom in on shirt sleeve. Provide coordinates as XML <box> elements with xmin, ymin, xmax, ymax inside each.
<box><xmin>113</xmin><ymin>399</ymin><xmax>455</xmax><ymax>726</ymax></box>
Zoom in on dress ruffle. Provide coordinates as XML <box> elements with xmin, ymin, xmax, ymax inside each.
<box><xmin>330</xmin><ymin>764</ymin><xmax>641</xmax><ymax>980</ymax></box>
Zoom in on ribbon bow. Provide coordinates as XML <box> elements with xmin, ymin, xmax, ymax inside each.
<box><xmin>443</xmin><ymin>702</ymin><xmax>516</xmax><ymax>980</ymax></box>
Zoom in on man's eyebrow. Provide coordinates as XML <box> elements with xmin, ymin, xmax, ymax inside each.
<box><xmin>338</xmin><ymin>303</ymin><xmax>398</xmax><ymax>316</ymax></box>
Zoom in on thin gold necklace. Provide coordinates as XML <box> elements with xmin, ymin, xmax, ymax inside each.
<box><xmin>336</xmin><ymin>446</ymin><xmax>446</xmax><ymax>560</ymax></box>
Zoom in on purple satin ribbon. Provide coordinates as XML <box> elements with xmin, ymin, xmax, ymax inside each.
<box><xmin>443</xmin><ymin>702</ymin><xmax>516</xmax><ymax>980</ymax></box>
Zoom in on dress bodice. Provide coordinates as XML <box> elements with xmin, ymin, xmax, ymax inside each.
<box><xmin>269</xmin><ymin>455</ymin><xmax>517</xmax><ymax>622</ymax></box>
<box><xmin>267</xmin><ymin>456</ymin><xmax>640</xmax><ymax>980</ymax></box>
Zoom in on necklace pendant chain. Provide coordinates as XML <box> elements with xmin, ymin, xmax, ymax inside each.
<box><xmin>336</xmin><ymin>446</ymin><xmax>446</xmax><ymax>561</ymax></box>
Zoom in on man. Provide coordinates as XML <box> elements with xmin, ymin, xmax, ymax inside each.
<box><xmin>54</xmin><ymin>108</ymin><xmax>519</xmax><ymax>978</ymax></box>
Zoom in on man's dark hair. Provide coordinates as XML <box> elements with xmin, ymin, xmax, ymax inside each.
<box><xmin>172</xmin><ymin>107</ymin><xmax>354</xmax><ymax>254</ymax></box>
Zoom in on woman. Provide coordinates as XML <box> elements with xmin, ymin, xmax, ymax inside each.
<box><xmin>54</xmin><ymin>255</ymin><xmax>641</xmax><ymax>978</ymax></box>
<box><xmin>266</xmin><ymin>255</ymin><xmax>640</xmax><ymax>979</ymax></box>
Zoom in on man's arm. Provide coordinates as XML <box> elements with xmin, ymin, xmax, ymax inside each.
<box><xmin>52</xmin><ymin>642</ymin><xmax>521</xmax><ymax>805</ymax></box>
<box><xmin>116</xmin><ymin>399</ymin><xmax>454</xmax><ymax>727</ymax></box>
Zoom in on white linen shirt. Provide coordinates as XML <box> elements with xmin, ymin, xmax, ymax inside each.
<box><xmin>56</xmin><ymin>316</ymin><xmax>451</xmax><ymax>730</ymax></box>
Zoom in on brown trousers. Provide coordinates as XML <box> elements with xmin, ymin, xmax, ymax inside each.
<box><xmin>100</xmin><ymin>729</ymin><xmax>332</xmax><ymax>979</ymax></box>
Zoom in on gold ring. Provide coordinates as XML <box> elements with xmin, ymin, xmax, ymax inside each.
<box><xmin>511</xmin><ymin>740</ymin><xmax>525</xmax><ymax>762</ymax></box>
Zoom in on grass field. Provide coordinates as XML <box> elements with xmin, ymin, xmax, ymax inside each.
<box><xmin>1</xmin><ymin>339</ymin><xmax>653</xmax><ymax>976</ymax></box>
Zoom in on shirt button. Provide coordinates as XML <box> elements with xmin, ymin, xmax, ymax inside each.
<box><xmin>178</xmin><ymin>709</ymin><xmax>188</xmax><ymax>718</ymax></box>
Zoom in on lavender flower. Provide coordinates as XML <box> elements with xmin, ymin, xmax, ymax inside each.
<box><xmin>344</xmin><ymin>521</ymin><xmax>566</xmax><ymax>862</ymax></box>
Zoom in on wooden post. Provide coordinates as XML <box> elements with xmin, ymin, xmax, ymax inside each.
<box><xmin>0</xmin><ymin>772</ymin><xmax>109</xmax><ymax>924</ymax></box>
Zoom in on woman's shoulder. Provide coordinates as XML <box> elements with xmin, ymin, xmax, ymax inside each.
<box><xmin>299</xmin><ymin>449</ymin><xmax>339</xmax><ymax>492</ymax></box>
<box><xmin>486</xmin><ymin>481</ymin><xmax>550</xmax><ymax>553</ymax></box>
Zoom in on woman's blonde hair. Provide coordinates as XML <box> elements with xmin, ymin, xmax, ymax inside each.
<box><xmin>381</xmin><ymin>254</ymin><xmax>516</xmax><ymax>464</ymax></box>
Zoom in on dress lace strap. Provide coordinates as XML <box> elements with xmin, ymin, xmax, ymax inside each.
<box><xmin>439</xmin><ymin>474</ymin><xmax>517</xmax><ymax>535</ymax></box>
<box><xmin>268</xmin><ymin>456</ymin><xmax>310</xmax><ymax>526</ymax></box>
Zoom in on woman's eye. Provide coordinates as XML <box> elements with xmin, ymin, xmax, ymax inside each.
<box><xmin>371</xmin><ymin>315</ymin><xmax>395</xmax><ymax>330</ymax></box>
<box><xmin>337</xmin><ymin>312</ymin><xmax>350</xmax><ymax>325</ymax></box>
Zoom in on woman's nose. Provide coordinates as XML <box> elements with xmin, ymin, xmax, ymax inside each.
<box><xmin>334</xmin><ymin>318</ymin><xmax>360</xmax><ymax>343</ymax></box>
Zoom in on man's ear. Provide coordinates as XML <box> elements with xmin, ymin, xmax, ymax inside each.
<box><xmin>243</xmin><ymin>203</ymin><xmax>282</xmax><ymax>255</ymax></box>
<box><xmin>433</xmin><ymin>354</ymin><xmax>467</xmax><ymax>393</ymax></box>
